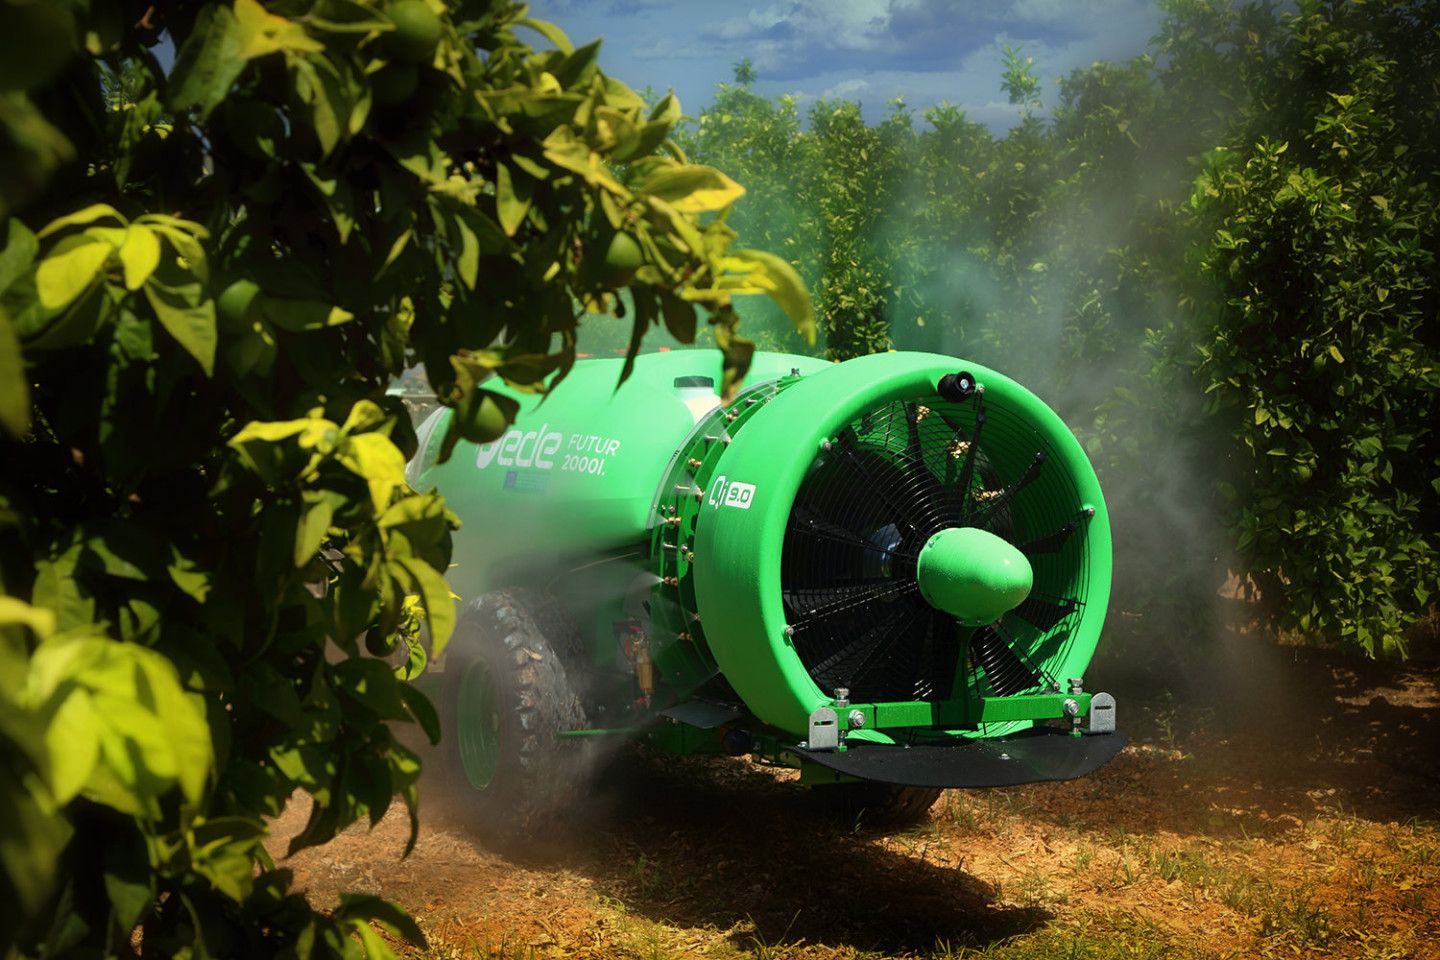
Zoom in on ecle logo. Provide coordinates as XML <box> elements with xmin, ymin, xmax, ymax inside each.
<box><xmin>708</xmin><ymin>475</ymin><xmax>757</xmax><ymax>510</ymax></box>
<box><xmin>475</xmin><ymin>424</ymin><xmax>562</xmax><ymax>470</ymax></box>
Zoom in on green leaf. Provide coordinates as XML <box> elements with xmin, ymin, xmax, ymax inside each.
<box><xmin>293</xmin><ymin>56</ymin><xmax>351</xmax><ymax>157</ymax></box>
<box><xmin>295</xmin><ymin>497</ymin><xmax>334</xmax><ymax>567</ymax></box>
<box><xmin>354</xmin><ymin>923</ymin><xmax>398</xmax><ymax>960</ymax></box>
<box><xmin>32</xmin><ymin>548</ymin><xmax>95</xmax><ymax>632</ymax></box>
<box><xmin>35</xmin><ymin>237</ymin><xmax>111</xmax><ymax>310</ymax></box>
<box><xmin>261</xmin><ymin>296</ymin><xmax>354</xmax><ymax>332</ymax></box>
<box><xmin>0</xmin><ymin>217</ymin><xmax>38</xmax><ymax>297</ymax></box>
<box><xmin>239</xmin><ymin>663</ymin><xmax>306</xmax><ymax>727</ymax></box>
<box><xmin>398</xmin><ymin>685</ymin><xmax>439</xmax><ymax>745</ymax></box>
<box><xmin>144</xmin><ymin>283</ymin><xmax>217</xmax><ymax>375</ymax></box>
<box><xmin>331</xmin><ymin>658</ymin><xmax>408</xmax><ymax>721</ymax></box>
<box><xmin>229</xmin><ymin>416</ymin><xmax>336</xmax><ymax>482</ymax></box>
<box><xmin>514</xmin><ymin>17</ymin><xmax>574</xmax><ymax>54</ymax></box>
<box><xmin>168</xmin><ymin>4</ymin><xmax>246</xmax><ymax>119</ymax></box>
<box><xmin>0</xmin><ymin>305</ymin><xmax>29</xmax><ymax>437</ymax></box>
<box><xmin>657</xmin><ymin>290</ymin><xmax>697</xmax><ymax>343</ymax></box>
<box><xmin>336</xmin><ymin>894</ymin><xmax>426</xmax><ymax>947</ymax></box>
<box><xmin>168</xmin><ymin>549</ymin><xmax>213</xmax><ymax>604</ymax></box>
<box><xmin>394</xmin><ymin>633</ymin><xmax>427</xmax><ymax>682</ymax></box>
<box><xmin>103</xmin><ymin>828</ymin><xmax>154</xmax><ymax>930</ymax></box>
<box><xmin>1327</xmin><ymin>344</ymin><xmax>1345</xmax><ymax>363</ymax></box>
<box><xmin>494</xmin><ymin>163</ymin><xmax>531</xmax><ymax>237</ymax></box>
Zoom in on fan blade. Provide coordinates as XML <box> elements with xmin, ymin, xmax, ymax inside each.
<box><xmin>949</xmin><ymin>405</ymin><xmax>987</xmax><ymax>516</ymax></box>
<box><xmin>1012</xmin><ymin>594</ymin><xmax>1078</xmax><ymax>633</ymax></box>
<box><xmin>789</xmin><ymin>579</ymin><xmax>919</xmax><ymax>631</ymax></box>
<box><xmin>843</xmin><ymin>599</ymin><xmax>933</xmax><ymax>696</ymax></box>
<box><xmin>970</xmin><ymin>624</ymin><xmax>1042</xmax><ymax>696</ymax></box>
<box><xmin>899</xmin><ymin>402</ymin><xmax>965</xmax><ymax>534</ymax></box>
<box><xmin>804</xmin><ymin>599</ymin><xmax>917</xmax><ymax>687</ymax></box>
<box><xmin>975</xmin><ymin>450</ymin><xmax>1045</xmax><ymax>531</ymax></box>
<box><xmin>835</xmin><ymin>430</ymin><xmax>930</xmax><ymax>535</ymax></box>
<box><xmin>789</xmin><ymin>505</ymin><xmax>889</xmax><ymax>554</ymax></box>
<box><xmin>1020</xmin><ymin>520</ymin><xmax>1078</xmax><ymax>555</ymax></box>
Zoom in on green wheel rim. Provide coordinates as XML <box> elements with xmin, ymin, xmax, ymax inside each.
<box><xmin>457</xmin><ymin>658</ymin><xmax>501</xmax><ymax>789</ymax></box>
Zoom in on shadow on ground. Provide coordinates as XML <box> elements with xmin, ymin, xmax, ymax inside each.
<box><xmin>466</xmin><ymin>750</ymin><xmax>1051</xmax><ymax>955</ymax></box>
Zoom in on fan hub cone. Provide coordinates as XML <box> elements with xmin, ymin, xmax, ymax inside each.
<box><xmin>916</xmin><ymin>527</ymin><xmax>1033</xmax><ymax>626</ymax></box>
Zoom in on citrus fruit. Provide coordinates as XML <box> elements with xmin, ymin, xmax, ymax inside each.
<box><xmin>371</xmin><ymin>63</ymin><xmax>419</xmax><ymax>104</ymax></box>
<box><xmin>384</xmin><ymin>0</ymin><xmax>442</xmax><ymax>64</ymax></box>
<box><xmin>365</xmin><ymin>625</ymin><xmax>397</xmax><ymax>657</ymax></box>
<box><xmin>601</xmin><ymin>231</ymin><xmax>644</xmax><ymax>287</ymax></box>
<box><xmin>217</xmin><ymin>279</ymin><xmax>262</xmax><ymax>329</ymax></box>
<box><xmin>465</xmin><ymin>392</ymin><xmax>510</xmax><ymax>443</ymax></box>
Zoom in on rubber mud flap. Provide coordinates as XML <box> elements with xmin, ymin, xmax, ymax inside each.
<box><xmin>793</xmin><ymin>729</ymin><xmax>1128</xmax><ymax>788</ymax></box>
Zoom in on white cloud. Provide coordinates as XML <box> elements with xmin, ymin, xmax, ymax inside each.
<box><xmin>532</xmin><ymin>0</ymin><xmax>1163</xmax><ymax>133</ymax></box>
<box><xmin>822</xmin><ymin>77</ymin><xmax>871</xmax><ymax>99</ymax></box>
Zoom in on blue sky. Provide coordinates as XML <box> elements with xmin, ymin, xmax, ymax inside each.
<box><xmin>527</xmin><ymin>0</ymin><xmax>1165</xmax><ymax>131</ymax></box>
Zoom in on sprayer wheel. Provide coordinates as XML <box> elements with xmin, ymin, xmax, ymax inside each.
<box><xmin>817</xmin><ymin>782</ymin><xmax>944</xmax><ymax>828</ymax></box>
<box><xmin>432</xmin><ymin>589</ymin><xmax>590</xmax><ymax>847</ymax></box>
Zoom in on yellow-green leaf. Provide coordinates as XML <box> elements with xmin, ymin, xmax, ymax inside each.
<box><xmin>43</xmin><ymin>687</ymin><xmax>100</xmax><ymax>804</ymax></box>
<box><xmin>341</xmin><ymin>399</ymin><xmax>388</xmax><ymax>435</ymax></box>
<box><xmin>294</xmin><ymin>498</ymin><xmax>334</xmax><ymax>568</ymax></box>
<box><xmin>395</xmin><ymin>557</ymin><xmax>454</xmax><ymax>659</ymax></box>
<box><xmin>118</xmin><ymin>226</ymin><xmax>161</xmax><ymax>290</ymax></box>
<box><xmin>722</xmin><ymin>248</ymin><xmax>815</xmax><ymax>342</ymax></box>
<box><xmin>261</xmin><ymin>297</ymin><xmax>354</xmax><ymax>332</ymax></box>
<box><xmin>36</xmin><ymin>238</ymin><xmax>111</xmax><ymax>310</ymax></box>
<box><xmin>1328</xmin><ymin>344</ymin><xmax>1345</xmax><ymax>363</ymax></box>
<box><xmin>36</xmin><ymin>203</ymin><xmax>126</xmax><ymax>239</ymax></box>
<box><xmin>494</xmin><ymin>163</ymin><xmax>530</xmax><ymax>236</ymax></box>
<box><xmin>338</xmin><ymin>433</ymin><xmax>407</xmax><ymax>512</ymax></box>
<box><xmin>639</xmin><ymin>165</ymin><xmax>745</xmax><ymax>213</ymax></box>
<box><xmin>233</xmin><ymin>0</ymin><xmax>324</xmax><ymax>58</ymax></box>
<box><xmin>144</xmin><ymin>284</ymin><xmax>217</xmax><ymax>375</ymax></box>
<box><xmin>0</xmin><ymin>596</ymin><xmax>54</xmax><ymax>639</ymax></box>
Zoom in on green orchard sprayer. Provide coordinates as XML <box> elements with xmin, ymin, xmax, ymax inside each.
<box><xmin>408</xmin><ymin>350</ymin><xmax>1123</xmax><ymax>836</ymax></box>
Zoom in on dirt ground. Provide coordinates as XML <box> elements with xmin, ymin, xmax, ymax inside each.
<box><xmin>269</xmin><ymin>617</ymin><xmax>1440</xmax><ymax>960</ymax></box>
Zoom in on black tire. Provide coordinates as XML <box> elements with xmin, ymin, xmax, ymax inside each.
<box><xmin>816</xmin><ymin>782</ymin><xmax>943</xmax><ymax>829</ymax></box>
<box><xmin>429</xmin><ymin>589</ymin><xmax>590</xmax><ymax>847</ymax></box>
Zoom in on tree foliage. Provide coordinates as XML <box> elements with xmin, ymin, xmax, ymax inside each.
<box><xmin>0</xmin><ymin>0</ymin><xmax>809</xmax><ymax>955</ymax></box>
<box><xmin>1186</xmin><ymin>0</ymin><xmax>1440</xmax><ymax>655</ymax></box>
<box><xmin>680</xmin><ymin>0</ymin><xmax>1440</xmax><ymax>654</ymax></box>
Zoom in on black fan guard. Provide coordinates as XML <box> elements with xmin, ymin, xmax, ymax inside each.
<box><xmin>779</xmin><ymin>391</ymin><xmax>1095</xmax><ymax>706</ymax></box>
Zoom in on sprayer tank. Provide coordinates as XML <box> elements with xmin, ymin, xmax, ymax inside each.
<box><xmin>414</xmin><ymin>351</ymin><xmax>828</xmax><ymax>602</ymax></box>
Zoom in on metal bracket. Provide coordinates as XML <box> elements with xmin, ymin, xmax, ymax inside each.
<box><xmin>807</xmin><ymin>707</ymin><xmax>839</xmax><ymax>750</ymax></box>
<box><xmin>1088</xmin><ymin>692</ymin><xmax>1116</xmax><ymax>733</ymax></box>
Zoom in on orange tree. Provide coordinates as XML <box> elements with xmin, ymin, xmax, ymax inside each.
<box><xmin>1184</xmin><ymin>0</ymin><xmax>1440</xmax><ymax>655</ymax></box>
<box><xmin>0</xmin><ymin>0</ymin><xmax>810</xmax><ymax>955</ymax></box>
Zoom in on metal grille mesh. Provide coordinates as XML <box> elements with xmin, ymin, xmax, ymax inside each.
<box><xmin>780</xmin><ymin>393</ymin><xmax>1091</xmax><ymax>704</ymax></box>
